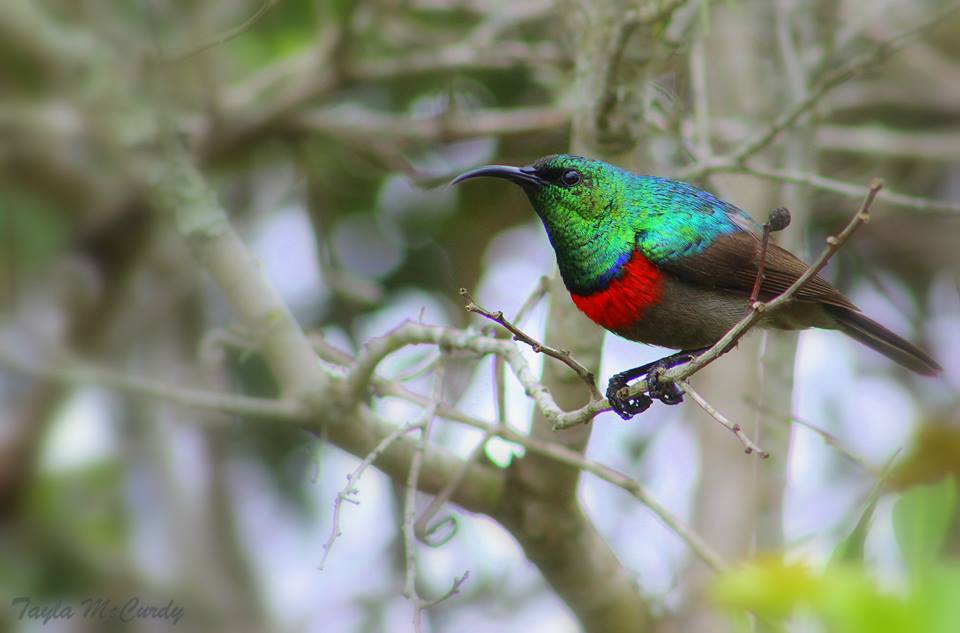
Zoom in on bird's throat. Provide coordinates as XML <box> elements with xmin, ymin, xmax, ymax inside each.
<box><xmin>568</xmin><ymin>250</ymin><xmax>665</xmax><ymax>332</ymax></box>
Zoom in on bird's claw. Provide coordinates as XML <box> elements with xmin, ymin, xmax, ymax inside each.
<box><xmin>647</xmin><ymin>366</ymin><xmax>684</xmax><ymax>405</ymax></box>
<box><xmin>605</xmin><ymin>361</ymin><xmax>684</xmax><ymax>421</ymax></box>
<box><xmin>606</xmin><ymin>375</ymin><xmax>653</xmax><ymax>420</ymax></box>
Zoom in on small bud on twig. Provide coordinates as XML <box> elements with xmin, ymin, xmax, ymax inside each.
<box><xmin>768</xmin><ymin>206</ymin><xmax>791</xmax><ymax>232</ymax></box>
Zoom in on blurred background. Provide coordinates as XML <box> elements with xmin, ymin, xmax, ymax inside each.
<box><xmin>1</xmin><ymin>0</ymin><xmax>959</xmax><ymax>632</ymax></box>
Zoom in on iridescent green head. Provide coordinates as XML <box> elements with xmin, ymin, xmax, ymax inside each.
<box><xmin>452</xmin><ymin>154</ymin><xmax>626</xmax><ymax>226</ymax></box>
<box><xmin>452</xmin><ymin>154</ymin><xmax>636</xmax><ymax>294</ymax></box>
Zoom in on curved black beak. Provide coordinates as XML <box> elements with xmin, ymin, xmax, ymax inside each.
<box><xmin>450</xmin><ymin>165</ymin><xmax>544</xmax><ymax>189</ymax></box>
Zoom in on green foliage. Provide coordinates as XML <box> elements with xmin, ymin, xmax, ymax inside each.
<box><xmin>712</xmin><ymin>476</ymin><xmax>960</xmax><ymax>633</ymax></box>
<box><xmin>892</xmin><ymin>476</ymin><xmax>956</xmax><ymax>570</ymax></box>
<box><xmin>830</xmin><ymin>456</ymin><xmax>898</xmax><ymax>565</ymax></box>
<box><xmin>0</xmin><ymin>191</ymin><xmax>68</xmax><ymax>272</ymax></box>
<box><xmin>8</xmin><ymin>462</ymin><xmax>131</xmax><ymax>597</ymax></box>
<box><xmin>888</xmin><ymin>424</ymin><xmax>960</xmax><ymax>490</ymax></box>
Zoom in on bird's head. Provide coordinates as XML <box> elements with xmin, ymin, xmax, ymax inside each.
<box><xmin>452</xmin><ymin>154</ymin><xmax>627</xmax><ymax>228</ymax></box>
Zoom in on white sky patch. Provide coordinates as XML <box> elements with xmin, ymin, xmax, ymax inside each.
<box><xmin>839</xmin><ymin>377</ymin><xmax>916</xmax><ymax>464</ymax></box>
<box><xmin>478</xmin><ymin>221</ymin><xmax>555</xmax><ymax>315</ymax></box>
<box><xmin>354</xmin><ymin>288</ymin><xmax>452</xmax><ymax>342</ymax></box>
<box><xmin>332</xmin><ymin>212</ymin><xmax>405</xmax><ymax>279</ymax></box>
<box><xmin>38</xmin><ymin>387</ymin><xmax>117</xmax><ymax>473</ymax></box>
<box><xmin>444</xmin><ymin>592</ymin><xmax>581</xmax><ymax>633</ymax></box>
<box><xmin>865</xmin><ymin>496</ymin><xmax>909</xmax><ymax>588</ymax></box>
<box><xmin>849</xmin><ymin>278</ymin><xmax>916</xmax><ymax>352</ymax></box>
<box><xmin>236</xmin><ymin>448</ymin><xmax>398</xmax><ymax>629</ymax></box>
<box><xmin>248</xmin><ymin>205</ymin><xmax>325</xmax><ymax>318</ymax></box>
<box><xmin>925</xmin><ymin>272</ymin><xmax>960</xmax><ymax>387</ymax></box>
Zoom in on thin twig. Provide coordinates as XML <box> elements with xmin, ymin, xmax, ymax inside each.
<box><xmin>166</xmin><ymin>0</ymin><xmax>282</xmax><ymax>62</ymax></box>
<box><xmin>748</xmin><ymin>222</ymin><xmax>773</xmax><ymax>309</ymax></box>
<box><xmin>689</xmin><ymin>19</ymin><xmax>712</xmax><ymax>162</ymax></box>
<box><xmin>298</xmin><ymin>105</ymin><xmax>569</xmax><ymax>143</ymax></box>
<box><xmin>512</xmin><ymin>275</ymin><xmax>551</xmax><ymax>326</ymax></box>
<box><xmin>747</xmin><ymin>206</ymin><xmax>792</xmax><ymax>309</ymax></box>
<box><xmin>0</xmin><ymin>347</ymin><xmax>306</xmax><ymax>421</ymax></box>
<box><xmin>680</xmin><ymin>382</ymin><xmax>770</xmax><ymax>458</ymax></box>
<box><xmin>494</xmin><ymin>355</ymin><xmax>508</xmax><ymax>426</ymax></box>
<box><xmin>737</xmin><ymin>164</ymin><xmax>960</xmax><ymax>214</ymax></box>
<box><xmin>414</xmin><ymin>430</ymin><xmax>494</xmax><ymax>545</ymax></box>
<box><xmin>371</xmin><ymin>376</ymin><xmax>726</xmax><ymax>571</ymax></box>
<box><xmin>460</xmin><ymin>288</ymin><xmax>601</xmax><ymax>400</ymax></box>
<box><xmin>3</xmin><ymin>326</ymin><xmax>726</xmax><ymax>571</ymax></box>
<box><xmin>744</xmin><ymin>398</ymin><xmax>878</xmax><ymax>474</ymax></box>
<box><xmin>319</xmin><ymin>421</ymin><xmax>423</xmax><ymax>570</ymax></box>
<box><xmin>678</xmin><ymin>5</ymin><xmax>958</xmax><ymax>181</ymax></box>
<box><xmin>402</xmin><ymin>363</ymin><xmax>470</xmax><ymax>630</ymax></box>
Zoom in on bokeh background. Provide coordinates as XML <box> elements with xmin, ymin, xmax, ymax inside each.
<box><xmin>1</xmin><ymin>1</ymin><xmax>959</xmax><ymax>632</ymax></box>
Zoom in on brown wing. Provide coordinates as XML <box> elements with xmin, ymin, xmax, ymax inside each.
<box><xmin>657</xmin><ymin>231</ymin><xmax>859</xmax><ymax>310</ymax></box>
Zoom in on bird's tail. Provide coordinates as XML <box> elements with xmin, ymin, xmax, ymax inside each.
<box><xmin>826</xmin><ymin>305</ymin><xmax>942</xmax><ymax>376</ymax></box>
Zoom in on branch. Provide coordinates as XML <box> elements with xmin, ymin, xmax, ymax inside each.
<box><xmin>148</xmin><ymin>149</ymin><xmax>505</xmax><ymax>516</ymax></box>
<box><xmin>164</xmin><ymin>0</ymin><xmax>282</xmax><ymax>62</ymax></box>
<box><xmin>743</xmin><ymin>398</ymin><xmax>878</xmax><ymax>474</ymax></box>
<box><xmin>815</xmin><ymin>124</ymin><xmax>960</xmax><ymax>162</ymax></box>
<box><xmin>735</xmin><ymin>163</ymin><xmax>960</xmax><ymax>214</ymax></box>
<box><xmin>677</xmin><ymin>7</ymin><xmax>957</xmax><ymax>181</ymax></box>
<box><xmin>319</xmin><ymin>421</ymin><xmax>422</xmax><ymax>570</ymax></box>
<box><xmin>1</xmin><ymin>321</ymin><xmax>725</xmax><ymax>572</ymax></box>
<box><xmin>703</xmin><ymin>118</ymin><xmax>960</xmax><ymax>163</ymax></box>
<box><xmin>402</xmin><ymin>365</ymin><xmax>470</xmax><ymax>631</ymax></box>
<box><xmin>345</xmin><ymin>321</ymin><xmax>565</xmax><ymax>422</ymax></box>
<box><xmin>414</xmin><ymin>430</ymin><xmax>493</xmax><ymax>546</ymax></box>
<box><xmin>222</xmin><ymin>36</ymin><xmax>561</xmax><ymax>118</ymax></box>
<box><xmin>354</xmin><ymin>368</ymin><xmax>726</xmax><ymax>571</ymax></box>
<box><xmin>460</xmin><ymin>288</ymin><xmax>601</xmax><ymax>400</ymax></box>
<box><xmin>680</xmin><ymin>382</ymin><xmax>770</xmax><ymax>458</ymax></box>
<box><xmin>747</xmin><ymin>207</ymin><xmax>792</xmax><ymax>309</ymax></box>
<box><xmin>296</xmin><ymin>105</ymin><xmax>570</xmax><ymax>143</ymax></box>
<box><xmin>0</xmin><ymin>347</ymin><xmax>307</xmax><ymax>422</ymax></box>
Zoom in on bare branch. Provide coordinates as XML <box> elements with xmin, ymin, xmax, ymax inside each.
<box><xmin>319</xmin><ymin>421</ymin><xmax>422</xmax><ymax>570</ymax></box>
<box><xmin>512</xmin><ymin>275</ymin><xmax>551</xmax><ymax>326</ymax></box>
<box><xmin>2</xmin><ymin>321</ymin><xmax>726</xmax><ymax>571</ymax></box>
<box><xmin>816</xmin><ymin>124</ymin><xmax>960</xmax><ymax>162</ymax></box>
<box><xmin>414</xmin><ymin>430</ymin><xmax>493</xmax><ymax>546</ymax></box>
<box><xmin>297</xmin><ymin>105</ymin><xmax>569</xmax><ymax>143</ymax></box>
<box><xmin>165</xmin><ymin>0</ymin><xmax>282</xmax><ymax>62</ymax></box>
<box><xmin>743</xmin><ymin>398</ymin><xmax>879</xmax><ymax>474</ymax></box>
<box><xmin>678</xmin><ymin>6</ymin><xmax>959</xmax><ymax>181</ymax></box>
<box><xmin>346</xmin><ymin>321</ymin><xmax>565</xmax><ymax>422</ymax></box>
<box><xmin>681</xmin><ymin>382</ymin><xmax>770</xmax><ymax>458</ymax></box>
<box><xmin>736</xmin><ymin>164</ymin><xmax>960</xmax><ymax>214</ymax></box>
<box><xmin>0</xmin><ymin>346</ymin><xmax>307</xmax><ymax>422</ymax></box>
<box><xmin>460</xmin><ymin>288</ymin><xmax>601</xmax><ymax>400</ymax></box>
<box><xmin>746</xmin><ymin>207</ymin><xmax>791</xmax><ymax>310</ymax></box>
<box><xmin>402</xmin><ymin>364</ymin><xmax>470</xmax><ymax>630</ymax></box>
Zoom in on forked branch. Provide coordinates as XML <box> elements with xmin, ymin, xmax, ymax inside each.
<box><xmin>460</xmin><ymin>288</ymin><xmax>602</xmax><ymax>400</ymax></box>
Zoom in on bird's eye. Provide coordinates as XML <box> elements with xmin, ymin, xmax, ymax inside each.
<box><xmin>560</xmin><ymin>169</ymin><xmax>582</xmax><ymax>187</ymax></box>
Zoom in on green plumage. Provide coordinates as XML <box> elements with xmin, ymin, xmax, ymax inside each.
<box><xmin>521</xmin><ymin>155</ymin><xmax>756</xmax><ymax>293</ymax></box>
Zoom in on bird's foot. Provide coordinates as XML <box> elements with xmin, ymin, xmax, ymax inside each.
<box><xmin>606</xmin><ymin>373</ymin><xmax>653</xmax><ymax>421</ymax></box>
<box><xmin>606</xmin><ymin>355</ymin><xmax>691</xmax><ymax>420</ymax></box>
<box><xmin>646</xmin><ymin>364</ymin><xmax>684</xmax><ymax>406</ymax></box>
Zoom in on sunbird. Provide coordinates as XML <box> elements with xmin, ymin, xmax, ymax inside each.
<box><xmin>453</xmin><ymin>154</ymin><xmax>941</xmax><ymax>419</ymax></box>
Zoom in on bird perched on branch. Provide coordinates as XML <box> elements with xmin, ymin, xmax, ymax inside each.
<box><xmin>453</xmin><ymin>154</ymin><xmax>941</xmax><ymax>419</ymax></box>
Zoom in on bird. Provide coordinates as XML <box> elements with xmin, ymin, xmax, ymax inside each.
<box><xmin>452</xmin><ymin>154</ymin><xmax>942</xmax><ymax>420</ymax></box>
